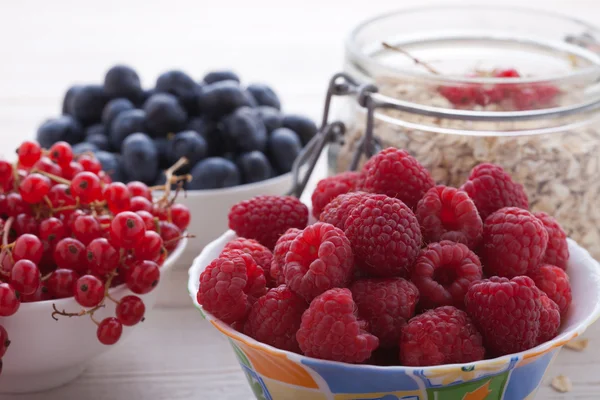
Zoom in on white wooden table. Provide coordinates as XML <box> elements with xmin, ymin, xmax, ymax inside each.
<box><xmin>1</xmin><ymin>0</ymin><xmax>599</xmax><ymax>398</ymax></box>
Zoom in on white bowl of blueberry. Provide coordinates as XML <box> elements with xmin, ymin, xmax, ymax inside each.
<box><xmin>36</xmin><ymin>66</ymin><xmax>318</xmax><ymax>258</ymax></box>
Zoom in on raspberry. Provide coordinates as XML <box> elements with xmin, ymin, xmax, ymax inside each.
<box><xmin>243</xmin><ymin>285</ymin><xmax>307</xmax><ymax>352</ymax></box>
<box><xmin>222</xmin><ymin>238</ymin><xmax>274</xmax><ymax>285</ymax></box>
<box><xmin>358</xmin><ymin>148</ymin><xmax>434</xmax><ymax>209</ymax></box>
<box><xmin>311</xmin><ymin>172</ymin><xmax>360</xmax><ymax>219</ymax></box>
<box><xmin>460</xmin><ymin>163</ymin><xmax>529</xmax><ymax>220</ymax></box>
<box><xmin>481</xmin><ymin>207</ymin><xmax>548</xmax><ymax>277</ymax></box>
<box><xmin>296</xmin><ymin>288</ymin><xmax>379</xmax><ymax>363</ymax></box>
<box><xmin>228</xmin><ymin>195</ymin><xmax>308</xmax><ymax>249</ymax></box>
<box><xmin>530</xmin><ymin>264</ymin><xmax>572</xmax><ymax>316</ymax></box>
<box><xmin>411</xmin><ymin>241</ymin><xmax>482</xmax><ymax>309</ymax></box>
<box><xmin>350</xmin><ymin>278</ymin><xmax>419</xmax><ymax>348</ymax></box>
<box><xmin>344</xmin><ymin>194</ymin><xmax>422</xmax><ymax>277</ymax></box>
<box><xmin>284</xmin><ymin>222</ymin><xmax>354</xmax><ymax>301</ymax></box>
<box><xmin>400</xmin><ymin>306</ymin><xmax>485</xmax><ymax>366</ymax></box>
<box><xmin>415</xmin><ymin>186</ymin><xmax>483</xmax><ymax>249</ymax></box>
<box><xmin>197</xmin><ymin>251</ymin><xmax>267</xmax><ymax>324</ymax></box>
<box><xmin>537</xmin><ymin>295</ymin><xmax>560</xmax><ymax>345</ymax></box>
<box><xmin>465</xmin><ymin>276</ymin><xmax>542</xmax><ymax>356</ymax></box>
<box><xmin>534</xmin><ymin>212</ymin><xmax>569</xmax><ymax>270</ymax></box>
<box><xmin>270</xmin><ymin>228</ymin><xmax>301</xmax><ymax>286</ymax></box>
<box><xmin>319</xmin><ymin>191</ymin><xmax>368</xmax><ymax>230</ymax></box>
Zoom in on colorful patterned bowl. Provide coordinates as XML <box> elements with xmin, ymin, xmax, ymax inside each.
<box><xmin>188</xmin><ymin>230</ymin><xmax>600</xmax><ymax>400</ymax></box>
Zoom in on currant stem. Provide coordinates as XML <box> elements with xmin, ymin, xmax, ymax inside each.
<box><xmin>32</xmin><ymin>169</ymin><xmax>72</xmax><ymax>185</ymax></box>
<box><xmin>2</xmin><ymin>217</ymin><xmax>14</xmax><ymax>248</ymax></box>
<box><xmin>381</xmin><ymin>42</ymin><xmax>440</xmax><ymax>75</ymax></box>
<box><xmin>51</xmin><ymin>303</ymin><xmax>106</xmax><ymax>321</ymax></box>
<box><xmin>163</xmin><ymin>233</ymin><xmax>195</xmax><ymax>246</ymax></box>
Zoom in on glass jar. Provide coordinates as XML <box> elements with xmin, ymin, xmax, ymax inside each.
<box><xmin>330</xmin><ymin>6</ymin><xmax>600</xmax><ymax>258</ymax></box>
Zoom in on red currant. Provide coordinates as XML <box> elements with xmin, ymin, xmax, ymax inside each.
<box><xmin>47</xmin><ymin>183</ymin><xmax>76</xmax><ymax>212</ymax></box>
<box><xmin>129</xmin><ymin>196</ymin><xmax>153</xmax><ymax>213</ymax></box>
<box><xmin>110</xmin><ymin>212</ymin><xmax>146</xmax><ymax>249</ymax></box>
<box><xmin>98</xmin><ymin>171</ymin><xmax>112</xmax><ymax>185</ymax></box>
<box><xmin>78</xmin><ymin>155</ymin><xmax>102</xmax><ymax>175</ymax></box>
<box><xmin>438</xmin><ymin>85</ymin><xmax>477</xmax><ymax>106</ymax></box>
<box><xmin>12</xmin><ymin>233</ymin><xmax>43</xmax><ymax>264</ymax></box>
<box><xmin>17</xmin><ymin>141</ymin><xmax>42</xmax><ymax>168</ymax></box>
<box><xmin>5</xmin><ymin>193</ymin><xmax>30</xmax><ymax>217</ymax></box>
<box><xmin>61</xmin><ymin>161</ymin><xmax>84</xmax><ymax>180</ymax></box>
<box><xmin>0</xmin><ymin>161</ymin><xmax>13</xmax><ymax>189</ymax></box>
<box><xmin>135</xmin><ymin>210</ymin><xmax>156</xmax><ymax>231</ymax></box>
<box><xmin>66</xmin><ymin>209</ymin><xmax>86</xmax><ymax>231</ymax></box>
<box><xmin>512</xmin><ymin>87</ymin><xmax>538</xmax><ymax>110</ymax></box>
<box><xmin>159</xmin><ymin>221</ymin><xmax>182</xmax><ymax>252</ymax></box>
<box><xmin>46</xmin><ymin>269</ymin><xmax>79</xmax><ymax>298</ymax></box>
<box><xmin>0</xmin><ymin>283</ymin><xmax>20</xmax><ymax>316</ymax></box>
<box><xmin>0</xmin><ymin>325</ymin><xmax>9</xmax><ymax>358</ymax></box>
<box><xmin>116</xmin><ymin>295</ymin><xmax>145</xmax><ymax>326</ymax></box>
<box><xmin>170</xmin><ymin>204</ymin><xmax>191</xmax><ymax>231</ymax></box>
<box><xmin>70</xmin><ymin>172</ymin><xmax>102</xmax><ymax>204</ymax></box>
<box><xmin>87</xmin><ymin>238</ymin><xmax>119</xmax><ymax>276</ymax></box>
<box><xmin>494</xmin><ymin>68</ymin><xmax>521</xmax><ymax>78</ymax></box>
<box><xmin>103</xmin><ymin>183</ymin><xmax>131</xmax><ymax>214</ymax></box>
<box><xmin>33</xmin><ymin>157</ymin><xmax>62</xmax><ymax>177</ymax></box>
<box><xmin>10</xmin><ymin>259</ymin><xmax>40</xmax><ymax>295</ymax></box>
<box><xmin>20</xmin><ymin>281</ymin><xmax>51</xmax><ymax>302</ymax></box>
<box><xmin>152</xmin><ymin>204</ymin><xmax>169</xmax><ymax>221</ymax></box>
<box><xmin>97</xmin><ymin>317</ymin><xmax>123</xmax><ymax>345</ymax></box>
<box><xmin>39</xmin><ymin>217</ymin><xmax>67</xmax><ymax>245</ymax></box>
<box><xmin>49</xmin><ymin>141</ymin><xmax>74</xmax><ymax>167</ymax></box>
<box><xmin>126</xmin><ymin>260</ymin><xmax>160</xmax><ymax>294</ymax></box>
<box><xmin>127</xmin><ymin>181</ymin><xmax>152</xmax><ymax>200</ymax></box>
<box><xmin>72</xmin><ymin>215</ymin><xmax>102</xmax><ymax>245</ymax></box>
<box><xmin>136</xmin><ymin>231</ymin><xmax>163</xmax><ymax>262</ymax></box>
<box><xmin>19</xmin><ymin>173</ymin><xmax>51</xmax><ymax>204</ymax></box>
<box><xmin>13</xmin><ymin>213</ymin><xmax>39</xmax><ymax>236</ymax></box>
<box><xmin>54</xmin><ymin>238</ymin><xmax>87</xmax><ymax>273</ymax></box>
<box><xmin>534</xmin><ymin>84</ymin><xmax>559</xmax><ymax>106</ymax></box>
<box><xmin>74</xmin><ymin>275</ymin><xmax>105</xmax><ymax>308</ymax></box>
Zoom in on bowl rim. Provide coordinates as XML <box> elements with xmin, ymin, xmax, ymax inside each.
<box><xmin>188</xmin><ymin>229</ymin><xmax>600</xmax><ymax>372</ymax></box>
<box><xmin>18</xmin><ymin>236</ymin><xmax>189</xmax><ymax>311</ymax></box>
<box><xmin>179</xmin><ymin>171</ymin><xmax>292</xmax><ymax>196</ymax></box>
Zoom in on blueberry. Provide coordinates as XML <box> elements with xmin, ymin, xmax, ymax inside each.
<box><xmin>197</xmin><ymin>80</ymin><xmax>253</xmax><ymax>119</ymax></box>
<box><xmin>37</xmin><ymin>116</ymin><xmax>84</xmax><ymax>148</ymax></box>
<box><xmin>109</xmin><ymin>109</ymin><xmax>146</xmax><ymax>150</ymax></box>
<box><xmin>85</xmin><ymin>133</ymin><xmax>110</xmax><ymax>151</ymax></box>
<box><xmin>221</xmin><ymin>107</ymin><xmax>267</xmax><ymax>153</ymax></box>
<box><xmin>70</xmin><ymin>85</ymin><xmax>109</xmax><ymax>125</ymax></box>
<box><xmin>203</xmin><ymin>70</ymin><xmax>240</xmax><ymax>84</ymax></box>
<box><xmin>144</xmin><ymin>93</ymin><xmax>187</xmax><ymax>137</ymax></box>
<box><xmin>121</xmin><ymin>133</ymin><xmax>158</xmax><ymax>184</ymax></box>
<box><xmin>168</xmin><ymin>130</ymin><xmax>208</xmax><ymax>169</ymax></box>
<box><xmin>187</xmin><ymin>157</ymin><xmax>240</xmax><ymax>190</ymax></box>
<box><xmin>72</xmin><ymin>142</ymin><xmax>99</xmax><ymax>155</ymax></box>
<box><xmin>104</xmin><ymin>65</ymin><xmax>143</xmax><ymax>103</ymax></box>
<box><xmin>85</xmin><ymin>124</ymin><xmax>106</xmax><ymax>137</ymax></box>
<box><xmin>156</xmin><ymin>70</ymin><xmax>201</xmax><ymax>115</ymax></box>
<box><xmin>187</xmin><ymin>117</ymin><xmax>227</xmax><ymax>156</ymax></box>
<box><xmin>268</xmin><ymin>127</ymin><xmax>302</xmax><ymax>174</ymax></box>
<box><xmin>138</xmin><ymin>88</ymin><xmax>156</xmax><ymax>107</ymax></box>
<box><xmin>282</xmin><ymin>114</ymin><xmax>318</xmax><ymax>146</ymax></box>
<box><xmin>102</xmin><ymin>98</ymin><xmax>134</xmax><ymax>128</ymax></box>
<box><xmin>236</xmin><ymin>151</ymin><xmax>273</xmax><ymax>184</ymax></box>
<box><xmin>95</xmin><ymin>151</ymin><xmax>125</xmax><ymax>182</ymax></box>
<box><xmin>257</xmin><ymin>106</ymin><xmax>283</xmax><ymax>133</ymax></box>
<box><xmin>62</xmin><ymin>85</ymin><xmax>82</xmax><ymax>115</ymax></box>
<box><xmin>247</xmin><ymin>84</ymin><xmax>281</xmax><ymax>110</ymax></box>
<box><xmin>154</xmin><ymin>137</ymin><xmax>171</xmax><ymax>169</ymax></box>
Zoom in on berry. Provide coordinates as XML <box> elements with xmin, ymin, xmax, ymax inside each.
<box><xmin>296</xmin><ymin>288</ymin><xmax>378</xmax><ymax>363</ymax></box>
<box><xmin>72</xmin><ymin>215</ymin><xmax>102</xmax><ymax>245</ymax></box>
<box><xmin>236</xmin><ymin>151</ymin><xmax>273</xmax><ymax>184</ymax></box>
<box><xmin>221</xmin><ymin>107</ymin><xmax>268</xmax><ymax>153</ymax></box>
<box><xmin>12</xmin><ymin>233</ymin><xmax>43</xmax><ymax>264</ymax></box>
<box><xmin>311</xmin><ymin>172</ymin><xmax>360</xmax><ymax>219</ymax></box>
<box><xmin>127</xmin><ymin>181</ymin><xmax>152</xmax><ymax>201</ymax></box>
<box><xmin>116</xmin><ymin>295</ymin><xmax>146</xmax><ymax>326</ymax></box>
<box><xmin>71</xmin><ymin>142</ymin><xmax>99</xmax><ymax>155</ymax></box>
<box><xmin>121</xmin><ymin>133</ymin><xmax>159</xmax><ymax>184</ymax></box>
<box><xmin>460</xmin><ymin>163</ymin><xmax>529</xmax><ymax>220</ymax></box>
<box><xmin>129</xmin><ymin>196</ymin><xmax>153</xmax><ymax>213</ymax></box>
<box><xmin>97</xmin><ymin>317</ymin><xmax>123</xmax><ymax>345</ymax></box>
<box><xmin>104</xmin><ymin>65</ymin><xmax>142</xmax><ymax>102</ymax></box>
<box><xmin>257</xmin><ymin>106</ymin><xmax>283</xmax><ymax>133</ymax></box>
<box><xmin>0</xmin><ymin>325</ymin><xmax>9</xmax><ymax>358</ymax></box>
<box><xmin>36</xmin><ymin>116</ymin><xmax>84</xmax><ymax>149</ymax></box>
<box><xmin>465</xmin><ymin>276</ymin><xmax>542</xmax><ymax>356</ymax></box>
<box><xmin>359</xmin><ymin>148</ymin><xmax>435</xmax><ymax>209</ymax></box>
<box><xmin>143</xmin><ymin>93</ymin><xmax>187</xmax><ymax>137</ymax></box>
<box><xmin>62</xmin><ymin>85</ymin><xmax>82</xmax><ymax>115</ymax></box>
<box><xmin>70</xmin><ymin>172</ymin><xmax>103</xmax><ymax>204</ymax></box>
<box><xmin>535</xmin><ymin>212</ymin><xmax>569</xmax><ymax>270</ymax></box>
<box><xmin>244</xmin><ymin>285</ymin><xmax>306</xmax><ymax>352</ymax></box>
<box><xmin>319</xmin><ymin>191</ymin><xmax>368</xmax><ymax>230</ymax></box>
<box><xmin>39</xmin><ymin>217</ymin><xmax>67</xmax><ymax>245</ymax></box>
<box><xmin>110</xmin><ymin>211</ymin><xmax>146</xmax><ymax>249</ymax></box>
<box><xmin>33</xmin><ymin>156</ymin><xmax>62</xmax><ymax>177</ymax></box>
<box><xmin>481</xmin><ymin>207</ymin><xmax>548</xmax><ymax>277</ymax></box>
<box><xmin>109</xmin><ymin>109</ymin><xmax>146</xmax><ymax>150</ymax></box>
<box><xmin>47</xmin><ymin>269</ymin><xmax>79</xmax><ymax>298</ymax></box>
<box><xmin>158</xmin><ymin>221</ymin><xmax>182</xmax><ymax>252</ymax></box>
<box><xmin>197</xmin><ymin>252</ymin><xmax>267</xmax><ymax>324</ymax></box>
<box><xmin>0</xmin><ymin>161</ymin><xmax>13</xmax><ymax>189</ymax></box>
<box><xmin>411</xmin><ymin>241</ymin><xmax>482</xmax><ymax>309</ymax></box>
<box><xmin>203</xmin><ymin>70</ymin><xmax>240</xmax><ymax>84</ymax></box>
<box><xmin>102</xmin><ymin>98</ymin><xmax>135</xmax><ymax>128</ymax></box>
<box><xmin>400</xmin><ymin>306</ymin><xmax>485</xmax><ymax>366</ymax></box>
<box><xmin>267</xmin><ymin>127</ymin><xmax>302</xmax><ymax>174</ymax></box>
<box><xmin>61</xmin><ymin>161</ymin><xmax>85</xmax><ymax>180</ymax></box>
<box><xmin>136</xmin><ymin>231</ymin><xmax>163</xmax><ymax>262</ymax></box>
<box><xmin>136</xmin><ymin>210</ymin><xmax>157</xmax><ymax>231</ymax></box>
<box><xmin>187</xmin><ymin>157</ymin><xmax>241</xmax><ymax>190</ymax></box>
<box><xmin>537</xmin><ymin>295</ymin><xmax>561</xmax><ymax>344</ymax></box>
<box><xmin>87</xmin><ymin>238</ymin><xmax>119</xmax><ymax>276</ymax></box>
<box><xmin>17</xmin><ymin>140</ymin><xmax>42</xmax><ymax>168</ymax></box>
<box><xmin>74</xmin><ymin>275</ymin><xmax>105</xmax><ymax>307</ymax></box>
<box><xmin>351</xmin><ymin>278</ymin><xmax>419</xmax><ymax>348</ymax></box>
<box><xmin>0</xmin><ymin>283</ymin><xmax>20</xmax><ymax>317</ymax></box>
<box><xmin>156</xmin><ymin>70</ymin><xmax>200</xmax><ymax>114</ymax></box>
<box><xmin>197</xmin><ymin>80</ymin><xmax>253</xmax><ymax>119</ymax></box>
<box><xmin>284</xmin><ymin>222</ymin><xmax>354</xmax><ymax>301</ymax></box>
<box><xmin>10</xmin><ymin>260</ymin><xmax>40</xmax><ymax>295</ymax></box>
<box><xmin>247</xmin><ymin>83</ymin><xmax>281</xmax><ymax>110</ymax></box>
<box><xmin>221</xmin><ymin>238</ymin><xmax>273</xmax><ymax>280</ymax></box>
<box><xmin>344</xmin><ymin>194</ymin><xmax>422</xmax><ymax>278</ymax></box>
<box><xmin>54</xmin><ymin>238</ymin><xmax>87</xmax><ymax>273</ymax></box>
<box><xmin>47</xmin><ymin>184</ymin><xmax>75</xmax><ymax>214</ymax></box>
<box><xmin>48</xmin><ymin>141</ymin><xmax>73</xmax><ymax>166</ymax></box>
<box><xmin>415</xmin><ymin>185</ymin><xmax>483</xmax><ymax>249</ymax></box>
<box><xmin>104</xmin><ymin>182</ymin><xmax>132</xmax><ymax>214</ymax></box>
<box><xmin>78</xmin><ymin>154</ymin><xmax>102</xmax><ymax>175</ymax></box>
<box><xmin>126</xmin><ymin>260</ymin><xmax>160</xmax><ymax>294</ymax></box>
<box><xmin>282</xmin><ymin>114</ymin><xmax>318</xmax><ymax>146</ymax></box>
<box><xmin>530</xmin><ymin>264</ymin><xmax>572</xmax><ymax>316</ymax></box>
<box><xmin>271</xmin><ymin>228</ymin><xmax>301</xmax><ymax>286</ymax></box>
<box><xmin>13</xmin><ymin>213</ymin><xmax>39</xmax><ymax>236</ymax></box>
<box><xmin>20</xmin><ymin>281</ymin><xmax>51</xmax><ymax>302</ymax></box>
<box><xmin>228</xmin><ymin>195</ymin><xmax>308</xmax><ymax>249</ymax></box>
<box><xmin>170</xmin><ymin>203</ymin><xmax>191</xmax><ymax>231</ymax></box>
<box><xmin>5</xmin><ymin>193</ymin><xmax>29</xmax><ymax>217</ymax></box>
<box><xmin>438</xmin><ymin>85</ymin><xmax>477</xmax><ymax>106</ymax></box>
<box><xmin>70</xmin><ymin>85</ymin><xmax>109</xmax><ymax>125</ymax></box>
<box><xmin>168</xmin><ymin>130</ymin><xmax>208</xmax><ymax>168</ymax></box>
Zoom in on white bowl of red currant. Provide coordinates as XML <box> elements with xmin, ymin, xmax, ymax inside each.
<box><xmin>0</xmin><ymin>141</ymin><xmax>190</xmax><ymax>393</ymax></box>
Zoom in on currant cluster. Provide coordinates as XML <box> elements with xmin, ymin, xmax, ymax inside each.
<box><xmin>438</xmin><ymin>68</ymin><xmax>560</xmax><ymax>110</ymax></box>
<box><xmin>0</xmin><ymin>140</ymin><xmax>191</xmax><ymax>373</ymax></box>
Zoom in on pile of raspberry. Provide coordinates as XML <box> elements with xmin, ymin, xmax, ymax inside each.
<box><xmin>197</xmin><ymin>147</ymin><xmax>572</xmax><ymax>366</ymax></box>
<box><xmin>0</xmin><ymin>140</ymin><xmax>191</xmax><ymax>375</ymax></box>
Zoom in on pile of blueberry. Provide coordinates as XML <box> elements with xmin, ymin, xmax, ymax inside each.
<box><xmin>36</xmin><ymin>66</ymin><xmax>318</xmax><ymax>189</ymax></box>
